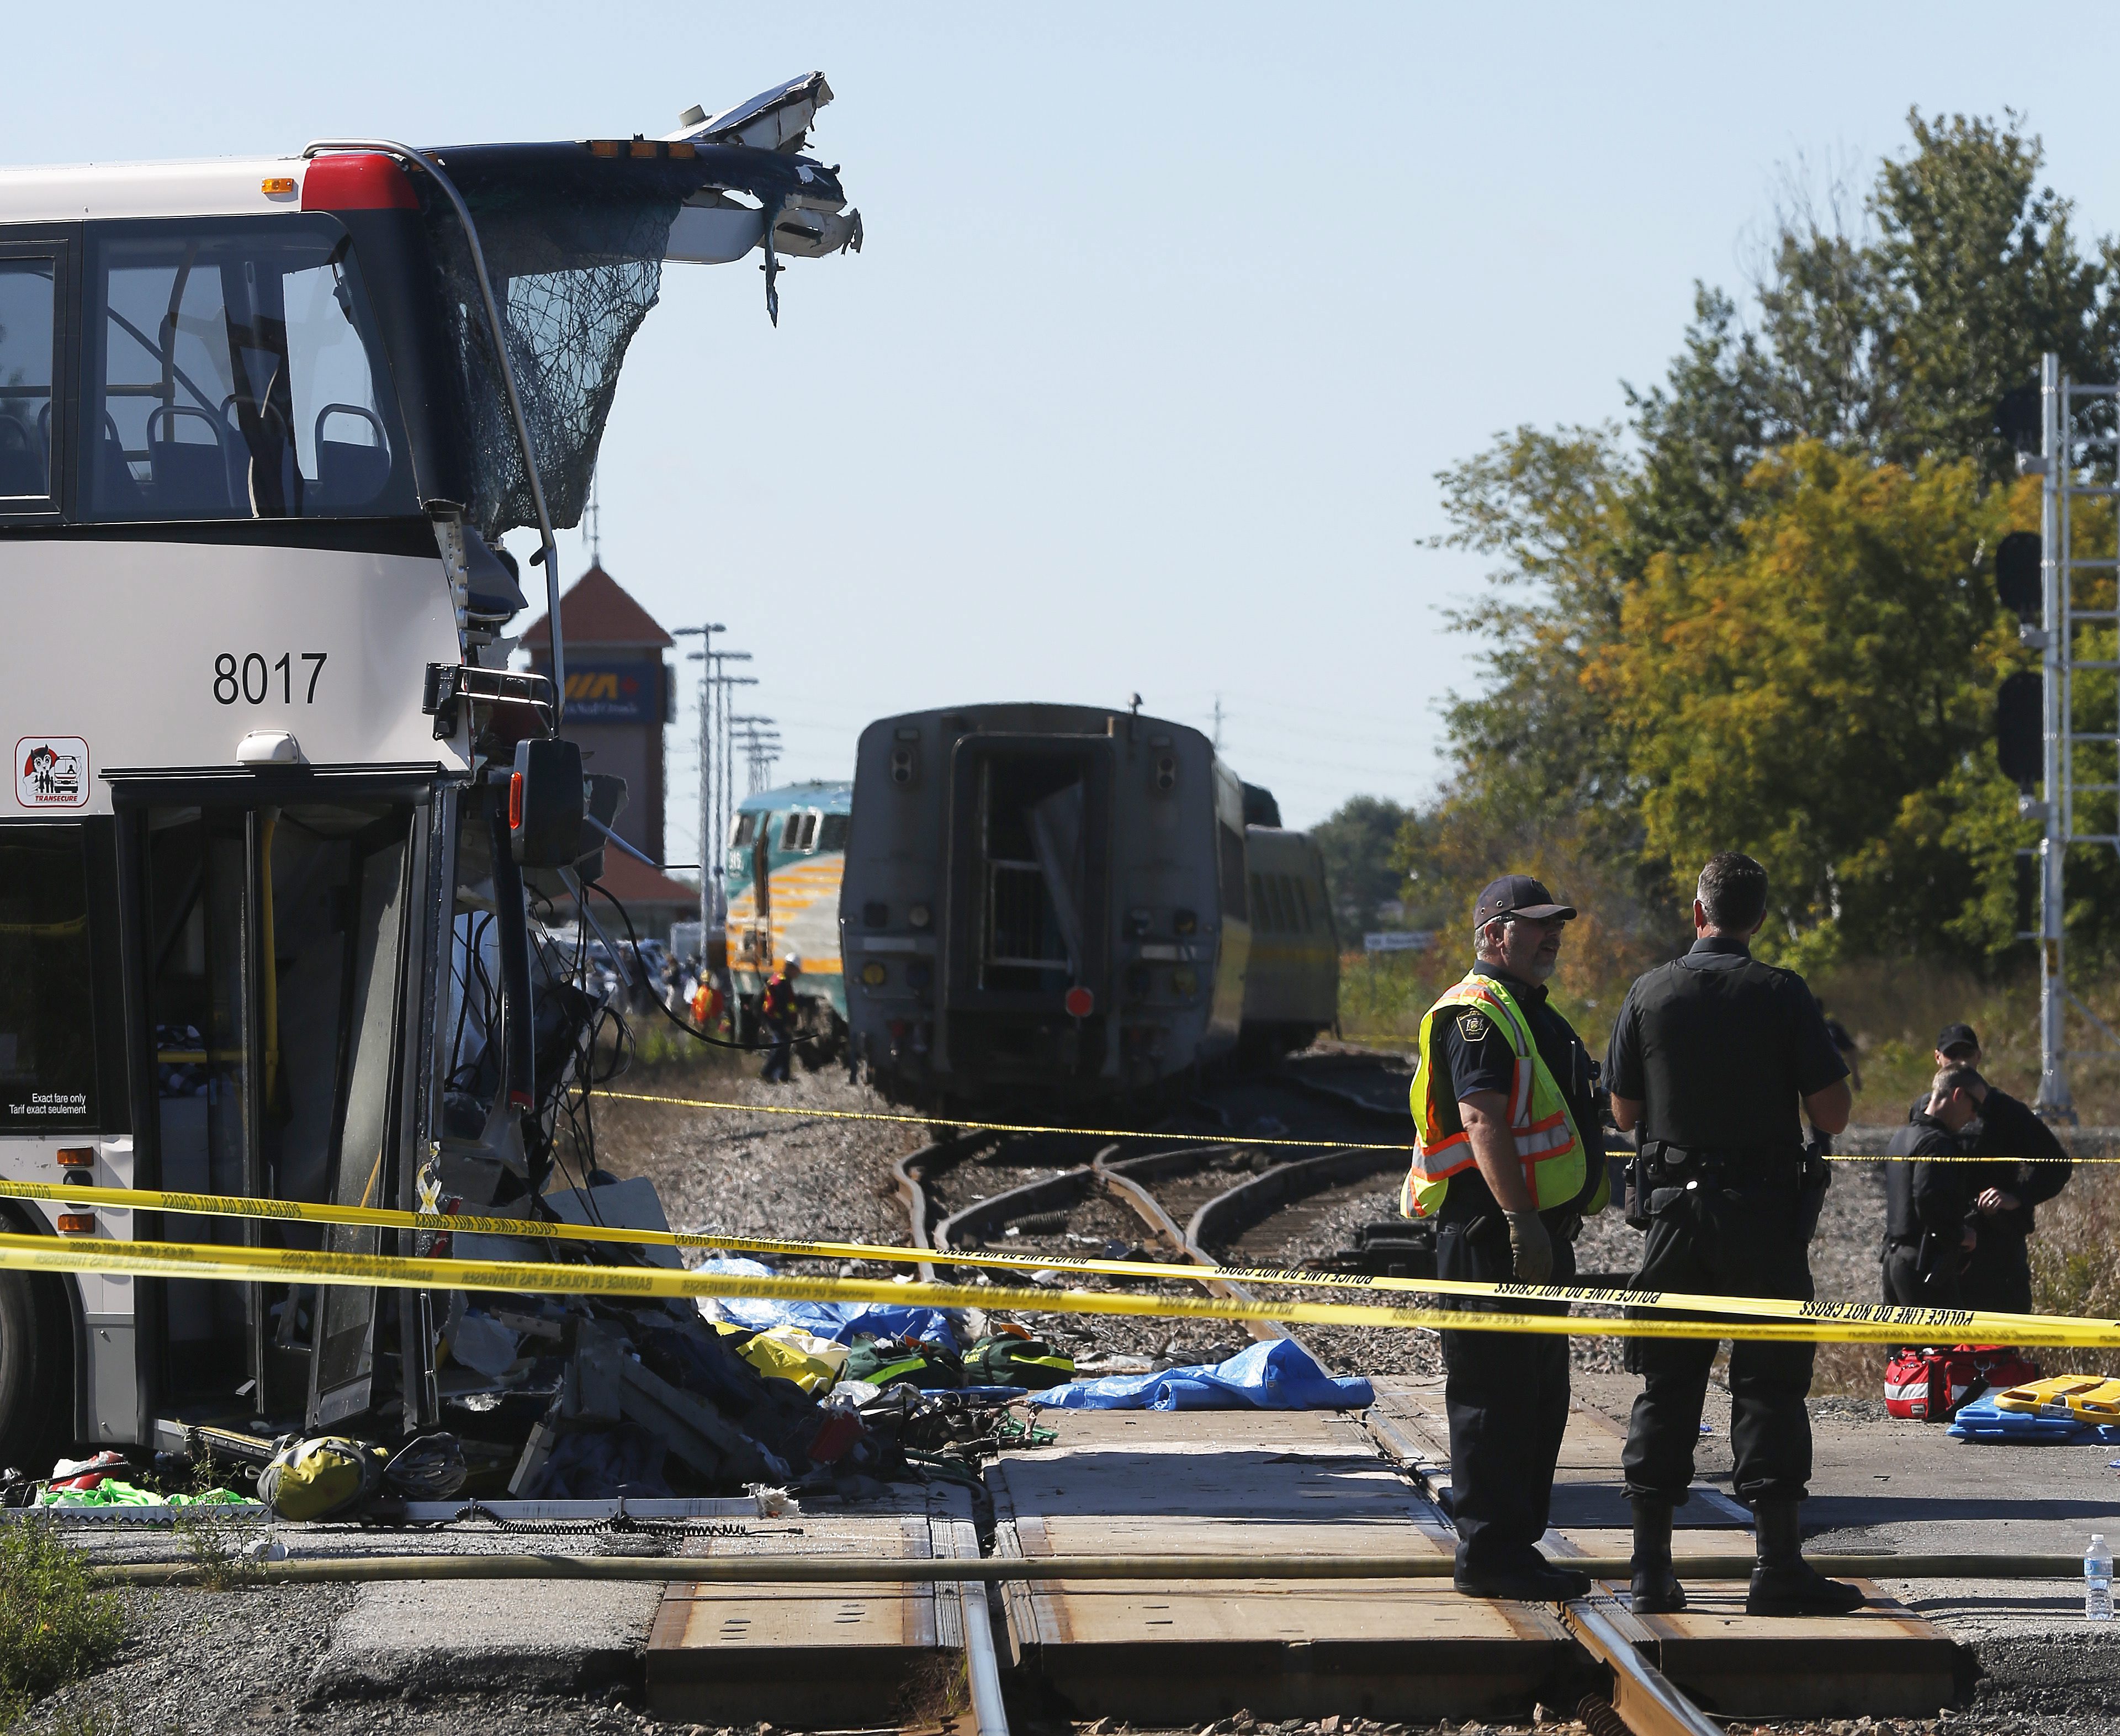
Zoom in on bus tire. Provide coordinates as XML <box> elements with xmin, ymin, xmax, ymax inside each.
<box><xmin>0</xmin><ymin>1269</ymin><xmax>70</xmax><ymax>1474</ymax></box>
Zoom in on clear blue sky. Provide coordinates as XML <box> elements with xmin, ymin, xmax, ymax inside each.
<box><xmin>16</xmin><ymin>5</ymin><xmax>2120</xmax><ymax>853</ymax></box>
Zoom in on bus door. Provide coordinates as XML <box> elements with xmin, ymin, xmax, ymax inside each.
<box><xmin>116</xmin><ymin>779</ymin><xmax>436</xmax><ymax>1431</ymax></box>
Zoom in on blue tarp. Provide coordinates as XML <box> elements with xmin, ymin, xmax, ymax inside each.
<box><xmin>1948</xmin><ymin>1395</ymin><xmax>2120</xmax><ymax>1444</ymax></box>
<box><xmin>692</xmin><ymin>1256</ymin><xmax>961</xmax><ymax>1351</ymax></box>
<box><xmin>1029</xmin><ymin>1338</ymin><xmax>1374</xmax><ymax>1412</ymax></box>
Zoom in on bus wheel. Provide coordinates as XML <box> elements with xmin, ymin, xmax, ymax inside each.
<box><xmin>0</xmin><ymin>1271</ymin><xmax>69</xmax><ymax>1473</ymax></box>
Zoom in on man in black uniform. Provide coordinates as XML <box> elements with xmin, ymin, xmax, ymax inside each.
<box><xmin>1882</xmin><ymin>1067</ymin><xmax>1981</xmax><ymax>1307</ymax></box>
<box><xmin>1947</xmin><ymin>1068</ymin><xmax>2070</xmax><ymax>1316</ymax></box>
<box><xmin>1605</xmin><ymin>853</ymin><xmax>1858</xmax><ymax>1618</ymax></box>
<box><xmin>1421</xmin><ymin>875</ymin><xmax>1610</xmax><ymax>1601</ymax></box>
<box><xmin>1905</xmin><ymin>1023</ymin><xmax>1981</xmax><ymax>1124</ymax></box>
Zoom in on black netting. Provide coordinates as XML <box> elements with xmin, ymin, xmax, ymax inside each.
<box><xmin>414</xmin><ymin>144</ymin><xmax>844</xmax><ymax>544</ymax></box>
<box><xmin>420</xmin><ymin>167</ymin><xmax>682</xmax><ymax>542</ymax></box>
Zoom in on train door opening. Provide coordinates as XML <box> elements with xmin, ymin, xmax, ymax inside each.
<box><xmin>979</xmin><ymin>759</ymin><xmax>1089</xmax><ymax>993</ymax></box>
<box><xmin>944</xmin><ymin>739</ymin><xmax>1113</xmax><ymax>1082</ymax></box>
<box><xmin>128</xmin><ymin>793</ymin><xmax>422</xmax><ymax>1431</ymax></box>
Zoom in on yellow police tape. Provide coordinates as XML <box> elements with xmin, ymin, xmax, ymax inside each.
<box><xmin>596</xmin><ymin>1087</ymin><xmax>2120</xmax><ymax>1162</ymax></box>
<box><xmin>12</xmin><ymin>1227</ymin><xmax>2120</xmax><ymax>1344</ymax></box>
<box><xmin>4</xmin><ymin>1179</ymin><xmax>2116</xmax><ymax>1346</ymax></box>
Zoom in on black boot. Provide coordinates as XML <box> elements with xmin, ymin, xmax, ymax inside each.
<box><xmin>1746</xmin><ymin>1499</ymin><xmax>1864</xmax><ymax>1617</ymax></box>
<box><xmin>1629</xmin><ymin>1497</ymin><xmax>1686</xmax><ymax>1615</ymax></box>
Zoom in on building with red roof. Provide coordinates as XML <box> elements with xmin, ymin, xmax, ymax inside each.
<box><xmin>522</xmin><ymin>564</ymin><xmax>697</xmax><ymax>938</ymax></box>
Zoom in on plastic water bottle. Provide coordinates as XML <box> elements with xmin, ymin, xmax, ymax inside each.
<box><xmin>2087</xmin><ymin>1534</ymin><xmax>2113</xmax><ymax>1621</ymax></box>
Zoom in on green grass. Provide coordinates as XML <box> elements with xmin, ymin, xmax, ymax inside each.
<box><xmin>0</xmin><ymin>1520</ymin><xmax>124</xmax><ymax>1718</ymax></box>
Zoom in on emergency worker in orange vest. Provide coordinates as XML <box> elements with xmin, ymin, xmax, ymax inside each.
<box><xmin>760</xmin><ymin>953</ymin><xmax>801</xmax><ymax>1083</ymax></box>
<box><xmin>1402</xmin><ymin>875</ymin><xmax>1609</xmax><ymax>1602</ymax></box>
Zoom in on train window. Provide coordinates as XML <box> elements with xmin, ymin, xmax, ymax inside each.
<box><xmin>730</xmin><ymin>813</ymin><xmax>756</xmax><ymax>849</ymax></box>
<box><xmin>780</xmin><ymin>812</ymin><xmax>804</xmax><ymax>851</ymax></box>
<box><xmin>81</xmin><ymin>217</ymin><xmax>415</xmax><ymax>522</ymax></box>
<box><xmin>1295</xmin><ymin>878</ymin><xmax>1313</xmax><ymax>932</ymax></box>
<box><xmin>1218</xmin><ymin>824</ymin><xmax>1248</xmax><ymax>923</ymax></box>
<box><xmin>0</xmin><ymin>826</ymin><xmax>99</xmax><ymax>1131</ymax></box>
<box><xmin>1248</xmin><ymin>873</ymin><xmax>1271</xmax><ymax>932</ymax></box>
<box><xmin>1276</xmin><ymin>875</ymin><xmax>1298</xmax><ymax>933</ymax></box>
<box><xmin>797</xmin><ymin>812</ymin><xmax>820</xmax><ymax>851</ymax></box>
<box><xmin>0</xmin><ymin>257</ymin><xmax>56</xmax><ymax>502</ymax></box>
<box><xmin>818</xmin><ymin>814</ymin><xmax>850</xmax><ymax>851</ymax></box>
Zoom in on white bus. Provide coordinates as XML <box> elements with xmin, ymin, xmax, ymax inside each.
<box><xmin>0</xmin><ymin>78</ymin><xmax>860</xmax><ymax>1470</ymax></box>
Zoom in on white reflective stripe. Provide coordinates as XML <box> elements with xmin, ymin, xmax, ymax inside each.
<box><xmin>1517</xmin><ymin>1122</ymin><xmax>1575</xmax><ymax>1157</ymax></box>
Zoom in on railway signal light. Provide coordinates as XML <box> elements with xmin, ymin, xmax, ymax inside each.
<box><xmin>1995</xmin><ymin>386</ymin><xmax>2042</xmax><ymax>454</ymax></box>
<box><xmin>1996</xmin><ymin>671</ymin><xmax>2044</xmax><ymax>791</ymax></box>
<box><xmin>1995</xmin><ymin>532</ymin><xmax>2043</xmax><ymax>624</ymax></box>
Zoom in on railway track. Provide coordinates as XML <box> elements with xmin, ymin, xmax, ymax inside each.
<box><xmin>888</xmin><ymin>1061</ymin><xmax>1429</xmax><ymax>1370</ymax></box>
<box><xmin>868</xmin><ymin>1058</ymin><xmax>1958</xmax><ymax>1736</ymax></box>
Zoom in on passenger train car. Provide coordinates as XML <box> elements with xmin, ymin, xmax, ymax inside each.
<box><xmin>724</xmin><ymin>780</ymin><xmax>851</xmax><ymax>1057</ymax></box>
<box><xmin>839</xmin><ymin>703</ymin><xmax>1337</xmax><ymax>1108</ymax></box>
<box><xmin>1239</xmin><ymin>823</ymin><xmax>1340</xmax><ymax>1058</ymax></box>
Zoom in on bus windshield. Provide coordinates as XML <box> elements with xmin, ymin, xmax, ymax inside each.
<box><xmin>81</xmin><ymin>216</ymin><xmax>415</xmax><ymax>522</ymax></box>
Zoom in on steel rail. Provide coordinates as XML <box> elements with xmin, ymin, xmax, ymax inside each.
<box><xmin>1561</xmin><ymin>1596</ymin><xmax>1724</xmax><ymax>1736</ymax></box>
<box><xmin>300</xmin><ymin>137</ymin><xmax>566</xmax><ymax>716</ymax></box>
<box><xmin>892</xmin><ymin>1127</ymin><xmax>999</xmax><ymax>1285</ymax></box>
<box><xmin>1098</xmin><ymin>1144</ymin><xmax>1294</xmax><ymax>1345</ymax></box>
<box><xmin>83</xmin><ymin>1550</ymin><xmax>2087</xmax><ymax>1586</ymax></box>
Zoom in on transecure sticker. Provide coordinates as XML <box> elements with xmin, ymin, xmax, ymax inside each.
<box><xmin>15</xmin><ymin>737</ymin><xmax>88</xmax><ymax>808</ymax></box>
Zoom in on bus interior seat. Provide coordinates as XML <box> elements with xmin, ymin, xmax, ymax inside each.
<box><xmin>0</xmin><ymin>416</ymin><xmax>41</xmax><ymax>496</ymax></box>
<box><xmin>146</xmin><ymin>433</ymin><xmax>235</xmax><ymax>516</ymax></box>
<box><xmin>96</xmin><ymin>424</ymin><xmax>145</xmax><ymax>512</ymax></box>
<box><xmin>312</xmin><ymin>439</ymin><xmax>390</xmax><ymax>514</ymax></box>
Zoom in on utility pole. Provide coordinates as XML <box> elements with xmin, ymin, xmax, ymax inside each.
<box><xmin>732</xmin><ymin>714</ymin><xmax>781</xmax><ymax>794</ymax></box>
<box><xmin>671</xmin><ymin>628</ymin><xmax>757</xmax><ymax>944</ymax></box>
<box><xmin>711</xmin><ymin>660</ymin><xmax>756</xmax><ymax>883</ymax></box>
<box><xmin>672</xmin><ymin>623</ymin><xmax>725</xmax><ymax>944</ymax></box>
<box><xmin>2038</xmin><ymin>353</ymin><xmax>2070</xmax><ymax>1120</ymax></box>
<box><xmin>1211</xmin><ymin>695</ymin><xmax>1225</xmax><ymax>750</ymax></box>
<box><xmin>2012</xmin><ymin>350</ymin><xmax>2120</xmax><ymax>1123</ymax></box>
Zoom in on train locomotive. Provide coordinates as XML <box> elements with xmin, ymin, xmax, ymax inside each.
<box><xmin>839</xmin><ymin>703</ymin><xmax>1338</xmax><ymax>1108</ymax></box>
<box><xmin>725</xmin><ymin>780</ymin><xmax>852</xmax><ymax>1062</ymax></box>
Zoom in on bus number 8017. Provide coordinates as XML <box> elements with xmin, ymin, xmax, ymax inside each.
<box><xmin>213</xmin><ymin>652</ymin><xmax>328</xmax><ymax>706</ymax></box>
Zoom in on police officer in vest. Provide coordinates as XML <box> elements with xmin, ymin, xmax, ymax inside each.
<box><xmin>1402</xmin><ymin>874</ymin><xmax>1609</xmax><ymax>1601</ymax></box>
<box><xmin>1604</xmin><ymin>852</ymin><xmax>1858</xmax><ymax>1618</ymax></box>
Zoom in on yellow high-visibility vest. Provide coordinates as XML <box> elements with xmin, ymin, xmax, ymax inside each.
<box><xmin>1400</xmin><ymin>972</ymin><xmax>1587</xmax><ymax>1220</ymax></box>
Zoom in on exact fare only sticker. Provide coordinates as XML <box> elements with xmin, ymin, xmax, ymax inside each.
<box><xmin>15</xmin><ymin>738</ymin><xmax>89</xmax><ymax>808</ymax></box>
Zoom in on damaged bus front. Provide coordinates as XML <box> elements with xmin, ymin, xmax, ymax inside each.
<box><xmin>0</xmin><ymin>76</ymin><xmax>861</xmax><ymax>1472</ymax></box>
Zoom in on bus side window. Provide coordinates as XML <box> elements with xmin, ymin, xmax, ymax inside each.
<box><xmin>0</xmin><ymin>257</ymin><xmax>56</xmax><ymax>502</ymax></box>
<box><xmin>82</xmin><ymin>218</ymin><xmax>413</xmax><ymax>523</ymax></box>
<box><xmin>0</xmin><ymin>826</ymin><xmax>99</xmax><ymax>1131</ymax></box>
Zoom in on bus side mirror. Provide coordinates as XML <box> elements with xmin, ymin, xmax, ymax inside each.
<box><xmin>509</xmin><ymin>738</ymin><xmax>585</xmax><ymax>866</ymax></box>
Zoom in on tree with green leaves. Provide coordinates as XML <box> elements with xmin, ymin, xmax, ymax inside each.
<box><xmin>1417</xmin><ymin>107</ymin><xmax>2120</xmax><ymax>970</ymax></box>
<box><xmin>1311</xmin><ymin>795</ymin><xmax>1413</xmax><ymax>936</ymax></box>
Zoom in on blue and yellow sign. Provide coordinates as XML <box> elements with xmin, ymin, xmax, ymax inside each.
<box><xmin>561</xmin><ymin>664</ymin><xmax>661</xmax><ymax>724</ymax></box>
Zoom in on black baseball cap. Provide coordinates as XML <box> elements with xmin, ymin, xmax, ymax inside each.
<box><xmin>1473</xmin><ymin>874</ymin><xmax>1578</xmax><ymax>930</ymax></box>
<box><xmin>1936</xmin><ymin>1023</ymin><xmax>1980</xmax><ymax>1057</ymax></box>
